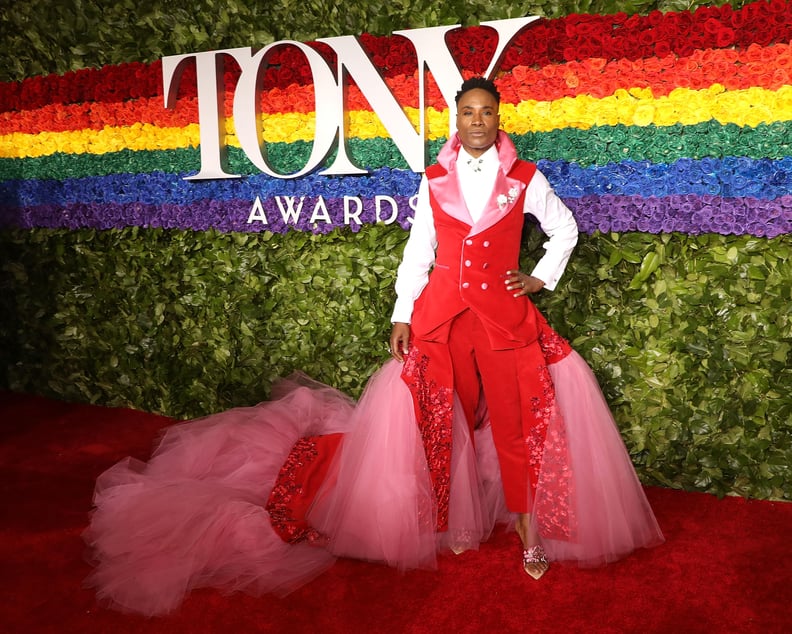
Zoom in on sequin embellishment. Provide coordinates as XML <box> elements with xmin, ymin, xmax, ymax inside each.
<box><xmin>401</xmin><ymin>345</ymin><xmax>454</xmax><ymax>531</ymax></box>
<box><xmin>266</xmin><ymin>437</ymin><xmax>326</xmax><ymax>545</ymax></box>
<box><xmin>538</xmin><ymin>326</ymin><xmax>572</xmax><ymax>364</ymax></box>
<box><xmin>522</xmin><ymin>357</ymin><xmax>576</xmax><ymax>541</ymax></box>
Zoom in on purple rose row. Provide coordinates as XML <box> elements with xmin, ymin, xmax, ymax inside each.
<box><xmin>3</xmin><ymin>193</ymin><xmax>791</xmax><ymax>238</ymax></box>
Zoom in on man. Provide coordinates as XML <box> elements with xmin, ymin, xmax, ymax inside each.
<box><xmin>389</xmin><ymin>76</ymin><xmax>579</xmax><ymax>579</ymax></box>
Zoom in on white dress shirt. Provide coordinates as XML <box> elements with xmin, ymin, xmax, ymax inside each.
<box><xmin>391</xmin><ymin>146</ymin><xmax>579</xmax><ymax>324</ymax></box>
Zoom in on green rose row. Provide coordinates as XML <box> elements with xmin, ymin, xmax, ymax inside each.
<box><xmin>2</xmin><ymin>119</ymin><xmax>789</xmax><ymax>181</ymax></box>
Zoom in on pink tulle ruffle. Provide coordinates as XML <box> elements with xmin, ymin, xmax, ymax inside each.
<box><xmin>84</xmin><ymin>355</ymin><xmax>663</xmax><ymax>616</ymax></box>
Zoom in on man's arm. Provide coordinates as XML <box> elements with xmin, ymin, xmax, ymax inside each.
<box><xmin>389</xmin><ymin>177</ymin><xmax>437</xmax><ymax>361</ymax></box>
<box><xmin>522</xmin><ymin>169</ymin><xmax>579</xmax><ymax>290</ymax></box>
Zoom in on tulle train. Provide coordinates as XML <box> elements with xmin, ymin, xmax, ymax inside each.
<box><xmin>84</xmin><ymin>356</ymin><xmax>663</xmax><ymax>616</ymax></box>
<box><xmin>83</xmin><ymin>378</ymin><xmax>356</xmax><ymax>615</ymax></box>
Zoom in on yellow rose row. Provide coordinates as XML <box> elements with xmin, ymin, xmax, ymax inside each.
<box><xmin>2</xmin><ymin>85</ymin><xmax>791</xmax><ymax>160</ymax></box>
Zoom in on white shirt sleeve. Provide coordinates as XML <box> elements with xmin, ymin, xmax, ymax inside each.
<box><xmin>391</xmin><ymin>176</ymin><xmax>436</xmax><ymax>324</ymax></box>
<box><xmin>524</xmin><ymin>168</ymin><xmax>579</xmax><ymax>291</ymax></box>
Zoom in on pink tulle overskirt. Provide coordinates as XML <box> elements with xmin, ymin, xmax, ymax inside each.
<box><xmin>83</xmin><ymin>355</ymin><xmax>663</xmax><ymax>615</ymax></box>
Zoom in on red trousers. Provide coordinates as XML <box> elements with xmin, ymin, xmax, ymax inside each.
<box><xmin>447</xmin><ymin>309</ymin><xmax>557</xmax><ymax>514</ymax></box>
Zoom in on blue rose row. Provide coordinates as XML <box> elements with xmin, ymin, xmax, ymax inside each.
<box><xmin>3</xmin><ymin>157</ymin><xmax>791</xmax><ymax>209</ymax></box>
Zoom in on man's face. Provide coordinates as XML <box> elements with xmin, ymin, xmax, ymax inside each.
<box><xmin>455</xmin><ymin>88</ymin><xmax>500</xmax><ymax>158</ymax></box>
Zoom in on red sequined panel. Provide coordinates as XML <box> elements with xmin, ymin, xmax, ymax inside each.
<box><xmin>538</xmin><ymin>324</ymin><xmax>572</xmax><ymax>364</ymax></box>
<box><xmin>524</xmin><ymin>362</ymin><xmax>557</xmax><ymax>479</ymax></box>
<box><xmin>401</xmin><ymin>345</ymin><xmax>454</xmax><ymax>531</ymax></box>
<box><xmin>535</xmin><ymin>410</ymin><xmax>576</xmax><ymax>541</ymax></box>
<box><xmin>522</xmin><ymin>360</ymin><xmax>575</xmax><ymax>541</ymax></box>
<box><xmin>266</xmin><ymin>433</ymin><xmax>343</xmax><ymax>544</ymax></box>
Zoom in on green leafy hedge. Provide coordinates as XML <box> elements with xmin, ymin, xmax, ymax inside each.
<box><xmin>1</xmin><ymin>226</ymin><xmax>790</xmax><ymax>499</ymax></box>
<box><xmin>532</xmin><ymin>230</ymin><xmax>792</xmax><ymax>501</ymax></box>
<box><xmin>0</xmin><ymin>226</ymin><xmax>402</xmax><ymax>415</ymax></box>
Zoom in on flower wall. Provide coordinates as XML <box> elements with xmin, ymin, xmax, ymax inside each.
<box><xmin>2</xmin><ymin>3</ymin><xmax>792</xmax><ymax>236</ymax></box>
<box><xmin>0</xmin><ymin>0</ymin><xmax>790</xmax><ymax>500</ymax></box>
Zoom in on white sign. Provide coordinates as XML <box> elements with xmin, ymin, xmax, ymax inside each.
<box><xmin>162</xmin><ymin>17</ymin><xmax>539</xmax><ymax>180</ymax></box>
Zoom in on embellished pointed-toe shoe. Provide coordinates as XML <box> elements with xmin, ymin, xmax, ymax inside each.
<box><xmin>522</xmin><ymin>544</ymin><xmax>549</xmax><ymax>580</ymax></box>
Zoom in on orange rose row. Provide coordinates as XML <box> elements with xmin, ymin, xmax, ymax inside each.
<box><xmin>1</xmin><ymin>42</ymin><xmax>790</xmax><ymax>137</ymax></box>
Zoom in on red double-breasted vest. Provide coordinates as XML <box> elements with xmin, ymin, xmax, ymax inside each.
<box><xmin>410</xmin><ymin>159</ymin><xmax>540</xmax><ymax>350</ymax></box>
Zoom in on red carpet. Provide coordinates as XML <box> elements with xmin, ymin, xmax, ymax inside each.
<box><xmin>1</xmin><ymin>389</ymin><xmax>790</xmax><ymax>633</ymax></box>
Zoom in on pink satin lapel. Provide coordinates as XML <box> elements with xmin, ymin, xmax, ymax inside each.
<box><xmin>430</xmin><ymin>130</ymin><xmax>524</xmax><ymax>235</ymax></box>
<box><xmin>427</xmin><ymin>166</ymin><xmax>474</xmax><ymax>226</ymax></box>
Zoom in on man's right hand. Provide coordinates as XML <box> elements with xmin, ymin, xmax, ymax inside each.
<box><xmin>389</xmin><ymin>322</ymin><xmax>411</xmax><ymax>362</ymax></box>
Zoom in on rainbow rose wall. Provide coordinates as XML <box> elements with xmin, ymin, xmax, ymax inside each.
<box><xmin>1</xmin><ymin>1</ymin><xmax>791</xmax><ymax>501</ymax></box>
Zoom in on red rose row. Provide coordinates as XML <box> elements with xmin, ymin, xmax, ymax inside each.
<box><xmin>1</xmin><ymin>0</ymin><xmax>791</xmax><ymax>114</ymax></box>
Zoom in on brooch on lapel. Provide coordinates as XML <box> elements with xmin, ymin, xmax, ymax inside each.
<box><xmin>497</xmin><ymin>186</ymin><xmax>521</xmax><ymax>210</ymax></box>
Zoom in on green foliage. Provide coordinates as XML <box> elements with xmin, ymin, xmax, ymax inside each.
<box><xmin>525</xmin><ymin>229</ymin><xmax>792</xmax><ymax>501</ymax></box>
<box><xmin>0</xmin><ymin>226</ymin><xmax>404</xmax><ymax>416</ymax></box>
<box><xmin>1</xmin><ymin>226</ymin><xmax>790</xmax><ymax>501</ymax></box>
<box><xmin>0</xmin><ymin>0</ymin><xmax>746</xmax><ymax>82</ymax></box>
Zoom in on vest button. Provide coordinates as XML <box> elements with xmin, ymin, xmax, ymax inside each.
<box><xmin>464</xmin><ymin>259</ymin><xmax>471</xmax><ymax>267</ymax></box>
<box><xmin>465</xmin><ymin>239</ymin><xmax>473</xmax><ymax>245</ymax></box>
<box><xmin>462</xmin><ymin>282</ymin><xmax>470</xmax><ymax>289</ymax></box>
<box><xmin>481</xmin><ymin>282</ymin><xmax>488</xmax><ymax>290</ymax></box>
<box><xmin>483</xmin><ymin>240</ymin><xmax>490</xmax><ymax>247</ymax></box>
<box><xmin>482</xmin><ymin>262</ymin><xmax>489</xmax><ymax>269</ymax></box>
